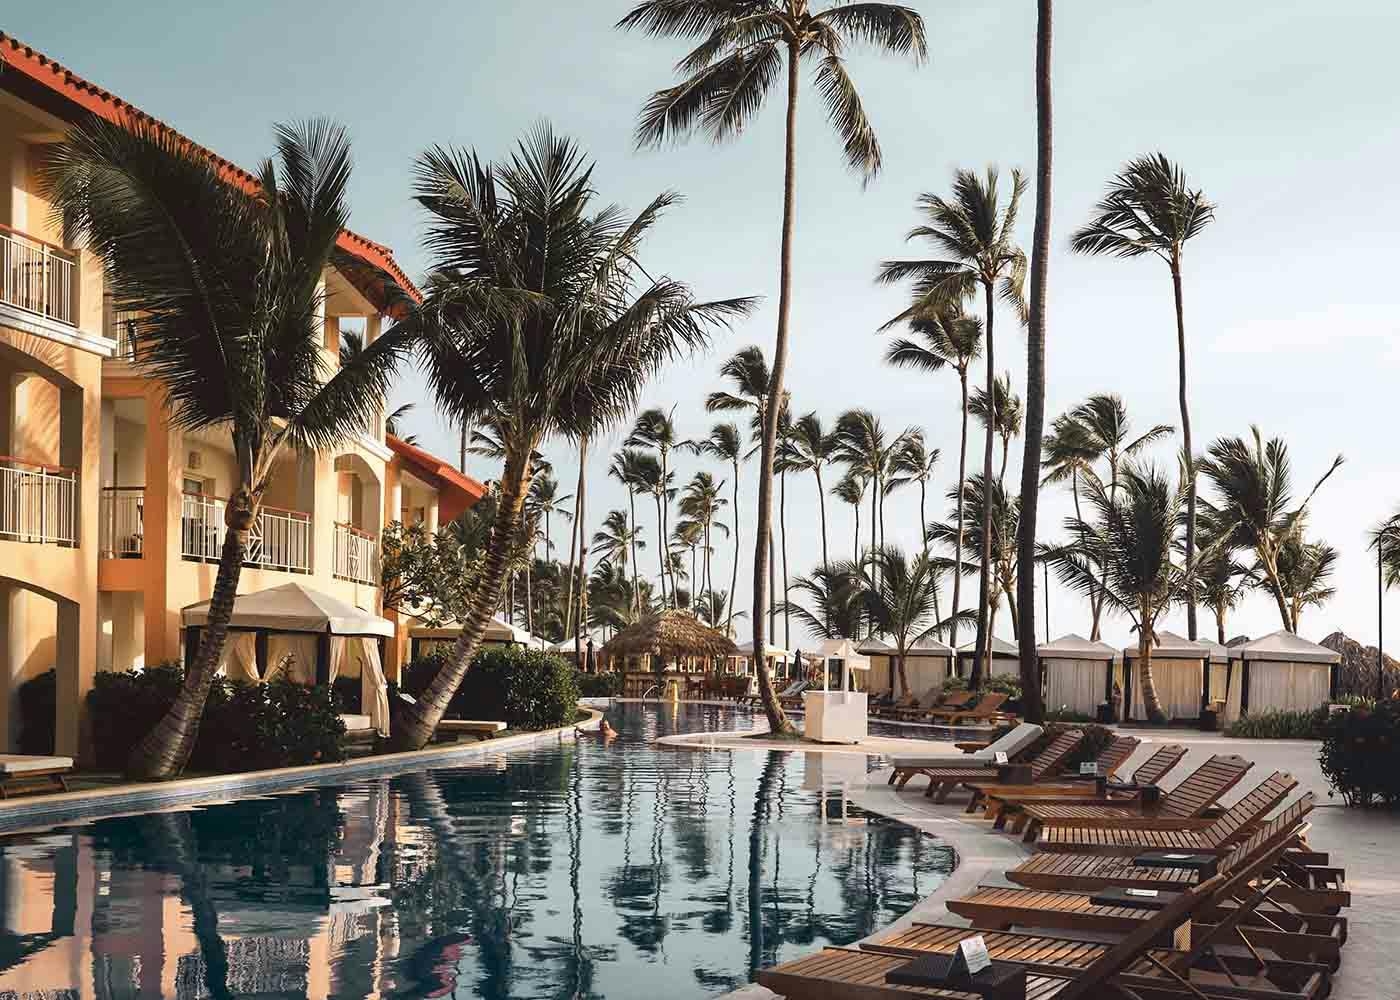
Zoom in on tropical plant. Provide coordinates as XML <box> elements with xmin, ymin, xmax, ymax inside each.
<box><xmin>44</xmin><ymin>117</ymin><xmax>411</xmax><ymax>777</ymax></box>
<box><xmin>1198</xmin><ymin>427</ymin><xmax>1343</xmax><ymax>634</ymax></box>
<box><xmin>1071</xmin><ymin>154</ymin><xmax>1215</xmax><ymax>639</ymax></box>
<box><xmin>779</xmin><ymin>562</ymin><xmax>867</xmax><ymax>642</ymax></box>
<box><xmin>527</xmin><ymin>472</ymin><xmax>572</xmax><ymax>560</ymax></box>
<box><xmin>689</xmin><ymin>422</ymin><xmax>745</xmax><ymax>633</ymax></box>
<box><xmin>833</xmin><ymin>470</ymin><xmax>868</xmax><ymax>565</ymax></box>
<box><xmin>884</xmin><ymin>304</ymin><xmax>982</xmax><ymax>647</ymax></box>
<box><xmin>784</xmin><ymin>412</ymin><xmax>839</xmax><ymax>569</ymax></box>
<box><xmin>969</xmin><ymin>372</ymin><xmax>1023</xmax><ymax>487</ymax></box>
<box><xmin>621</xmin><ymin>0</ymin><xmax>928</xmax><ymax>736</ymax></box>
<box><xmin>1046</xmin><ymin>463</ymin><xmax>1191</xmax><ymax>723</ymax></box>
<box><xmin>878</xmin><ymin>167</ymin><xmax>1028</xmax><ymax>688</ymax></box>
<box><xmin>608</xmin><ymin>450</ymin><xmax>652</xmax><ymax>609</ymax></box>
<box><xmin>679</xmin><ymin>471</ymin><xmax>730</xmax><ymax>603</ymax></box>
<box><xmin>593</xmin><ymin>509</ymin><xmax>646</xmax><ymax>612</ymax></box>
<box><xmin>857</xmin><ymin>547</ymin><xmax>946</xmax><ymax>697</ymax></box>
<box><xmin>384</xmin><ymin>402</ymin><xmax>417</xmax><ymax>443</ymax></box>
<box><xmin>1271</xmin><ymin>530</ymin><xmax>1338</xmax><ymax>634</ymax></box>
<box><xmin>627</xmin><ymin>406</ymin><xmax>683</xmax><ymax>601</ymax></box>
<box><xmin>631</xmin><ymin>450</ymin><xmax>674</xmax><ymax>607</ymax></box>
<box><xmin>927</xmin><ymin>474</ymin><xmax>1021</xmax><ymax>649</ymax></box>
<box><xmin>834</xmin><ymin>408</ymin><xmax>897</xmax><ymax>559</ymax></box>
<box><xmin>399</xmin><ymin>125</ymin><xmax>750</xmax><ymax>749</ymax></box>
<box><xmin>1192</xmin><ymin>509</ymin><xmax>1251</xmax><ymax>646</ymax></box>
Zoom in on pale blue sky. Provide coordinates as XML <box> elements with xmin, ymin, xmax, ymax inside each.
<box><xmin>13</xmin><ymin>2</ymin><xmax>1400</xmax><ymax>647</ymax></box>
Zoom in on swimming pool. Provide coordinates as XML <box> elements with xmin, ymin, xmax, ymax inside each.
<box><xmin>0</xmin><ymin>703</ymin><xmax>951</xmax><ymax>999</ymax></box>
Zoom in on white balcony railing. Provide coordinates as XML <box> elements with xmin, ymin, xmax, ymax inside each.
<box><xmin>99</xmin><ymin>486</ymin><xmax>145</xmax><ymax>558</ymax></box>
<box><xmin>0</xmin><ymin>457</ymin><xmax>78</xmax><ymax>546</ymax></box>
<box><xmin>1</xmin><ymin>225</ymin><xmax>77</xmax><ymax>327</ymax></box>
<box><xmin>181</xmin><ymin>493</ymin><xmax>312</xmax><ymax>574</ymax></box>
<box><xmin>333</xmin><ymin>522</ymin><xmax>379</xmax><ymax>586</ymax></box>
<box><xmin>104</xmin><ymin>297</ymin><xmax>142</xmax><ymax>361</ymax></box>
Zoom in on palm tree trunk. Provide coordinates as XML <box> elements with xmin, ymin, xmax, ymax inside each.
<box><xmin>895</xmin><ymin>648</ymin><xmax>909</xmax><ymax>699</ymax></box>
<box><xmin>951</xmin><ymin>371</ymin><xmax>969</xmax><ymax>648</ymax></box>
<box><xmin>563</xmin><ymin>446</ymin><xmax>586</xmax><ymax>637</ymax></box>
<box><xmin>1073</xmin><ymin>471</ymin><xmax>1104</xmax><ymax>641</ymax></box>
<box><xmin>1172</xmin><ymin>256</ymin><xmax>1199</xmax><ymax>641</ymax></box>
<box><xmin>628</xmin><ymin>491</ymin><xmax>640</xmax><ymax>613</ymax></box>
<box><xmin>1217</xmin><ymin>611</ymin><xmax>1226</xmax><ymax>647</ymax></box>
<box><xmin>655</xmin><ymin>493</ymin><xmax>668</xmax><ymax>607</ymax></box>
<box><xmin>750</xmin><ymin>44</ymin><xmax>800</xmax><ymax>736</ymax></box>
<box><xmin>574</xmin><ymin>436</ymin><xmax>589</xmax><ymax>669</ymax></box>
<box><xmin>852</xmin><ymin>496</ymin><xmax>860</xmax><ymax>563</ymax></box>
<box><xmin>728</xmin><ymin>460</ymin><xmax>740</xmax><ymax>636</ymax></box>
<box><xmin>768</xmin><ymin>534</ymin><xmax>776</xmax><ymax>637</ymax></box>
<box><xmin>780</xmin><ymin>467</ymin><xmax>790</xmax><ymax>650</ymax></box>
<box><xmin>815</xmin><ymin>466</ymin><xmax>829</xmax><ymax>570</ymax></box>
<box><xmin>973</xmin><ymin>281</ymin><xmax>997</xmax><ymax>689</ymax></box>
<box><xmin>1137</xmin><ymin>611</ymin><xmax>1166</xmax><ymax>723</ymax></box>
<box><xmin>127</xmin><ymin>513</ymin><xmax>247</xmax><ymax>778</ymax></box>
<box><xmin>1000</xmin><ymin>437</ymin><xmax>1010</xmax><ymax>489</ymax></box>
<box><xmin>525</xmin><ymin>557</ymin><xmax>533</xmax><ymax>634</ymax></box>
<box><xmin>660</xmin><ymin>446</ymin><xmax>674</xmax><ymax>602</ymax></box>
<box><xmin>392</xmin><ymin>450</ymin><xmax>533</xmax><ymax>750</ymax></box>
<box><xmin>920</xmin><ymin>477</ymin><xmax>939</xmax><ymax>626</ymax></box>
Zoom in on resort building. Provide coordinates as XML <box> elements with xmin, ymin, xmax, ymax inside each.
<box><xmin>0</xmin><ymin>32</ymin><xmax>482</xmax><ymax>760</ymax></box>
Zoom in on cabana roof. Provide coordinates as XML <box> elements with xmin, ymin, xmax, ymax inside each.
<box><xmin>735</xmin><ymin>640</ymin><xmax>793</xmax><ymax>660</ymax></box>
<box><xmin>1037</xmin><ymin>633</ymin><xmax>1120</xmax><ymax>661</ymax></box>
<box><xmin>814</xmin><ymin>637</ymin><xmax>870</xmax><ymax>670</ymax></box>
<box><xmin>1197</xmin><ymin>636</ymin><xmax>1233</xmax><ymax>664</ymax></box>
<box><xmin>409</xmin><ymin>616</ymin><xmax>546</xmax><ymax>648</ymax></box>
<box><xmin>601</xmin><ymin>611</ymin><xmax>738</xmax><ymax>660</ymax></box>
<box><xmin>1121</xmin><ymin>629</ymin><xmax>1209</xmax><ymax>660</ymax></box>
<box><xmin>957</xmin><ymin>636</ymin><xmax>1019</xmax><ymax>658</ymax></box>
<box><xmin>856</xmin><ymin>637</ymin><xmax>894</xmax><ymax>655</ymax></box>
<box><xmin>1235</xmin><ymin>629</ymin><xmax>1341</xmax><ymax>664</ymax></box>
<box><xmin>181</xmin><ymin>583</ymin><xmax>393</xmax><ymax>637</ymax></box>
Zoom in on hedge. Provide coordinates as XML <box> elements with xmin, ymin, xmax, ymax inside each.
<box><xmin>1319</xmin><ymin>699</ymin><xmax>1400</xmax><ymax>807</ymax></box>
<box><xmin>398</xmin><ymin>645</ymin><xmax>579</xmax><ymax>731</ymax></box>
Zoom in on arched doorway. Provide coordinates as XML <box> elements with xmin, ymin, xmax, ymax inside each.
<box><xmin>0</xmin><ymin>575</ymin><xmax>83</xmax><ymax>756</ymax></box>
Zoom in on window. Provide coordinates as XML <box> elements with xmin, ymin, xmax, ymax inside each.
<box><xmin>182</xmin><ymin>476</ymin><xmax>205</xmax><ymax>496</ymax></box>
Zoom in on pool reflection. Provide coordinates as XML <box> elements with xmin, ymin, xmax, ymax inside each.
<box><xmin>0</xmin><ymin>704</ymin><xmax>951</xmax><ymax>999</ymax></box>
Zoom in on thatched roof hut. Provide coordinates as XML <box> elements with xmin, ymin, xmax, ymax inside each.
<box><xmin>601</xmin><ymin>611</ymin><xmax>738</xmax><ymax>664</ymax></box>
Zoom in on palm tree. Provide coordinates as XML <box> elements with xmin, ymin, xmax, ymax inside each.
<box><xmin>621</xmin><ymin>0</ymin><xmax>928</xmax><ymax>736</ymax></box>
<box><xmin>593</xmin><ymin>510</ymin><xmax>646</xmax><ymax>614</ymax></box>
<box><xmin>45</xmin><ymin>117</ymin><xmax>411</xmax><ymax>777</ymax></box>
<box><xmin>527</xmin><ymin>473</ymin><xmax>573</xmax><ymax>561</ymax></box>
<box><xmin>628</xmin><ymin>406</ymin><xmax>683</xmax><ymax>601</ymax></box>
<box><xmin>1193</xmin><ymin>509</ymin><xmax>1250</xmax><ymax>646</ymax></box>
<box><xmin>399</xmin><ymin>125</ymin><xmax>751</xmax><ymax>749</ymax></box>
<box><xmin>1071</xmin><ymin>154</ymin><xmax>1215</xmax><ymax>639</ymax></box>
<box><xmin>884</xmin><ymin>305</ymin><xmax>982</xmax><ymax>647</ymax></box>
<box><xmin>690</xmin><ymin>422</ymin><xmax>745</xmax><ymax>634</ymax></box>
<box><xmin>679</xmin><ymin>471</ymin><xmax>730</xmax><ymax>603</ymax></box>
<box><xmin>608</xmin><ymin>449</ymin><xmax>651</xmax><ymax>611</ymax></box>
<box><xmin>1047</xmin><ymin>463</ymin><xmax>1191</xmax><ymax>723</ymax></box>
<box><xmin>834</xmin><ymin>409</ymin><xmax>895</xmax><ymax>560</ymax></box>
<box><xmin>833</xmin><ymin>470</ymin><xmax>867</xmax><ymax>564</ymax></box>
<box><xmin>858</xmin><ymin>547</ymin><xmax>945</xmax><ymax>698</ymax></box>
<box><xmin>927</xmin><ymin>475</ymin><xmax>1020</xmax><ymax>658</ymax></box>
<box><xmin>384</xmin><ymin>402</ymin><xmax>417</xmax><ymax>443</ymax></box>
<box><xmin>1041</xmin><ymin>413</ymin><xmax>1102</xmax><ymax>636</ymax></box>
<box><xmin>879</xmin><ymin>168</ymin><xmax>1026</xmax><ymax>686</ymax></box>
<box><xmin>784</xmin><ymin>412</ymin><xmax>839</xmax><ymax>569</ymax></box>
<box><xmin>1016</xmin><ymin>0</ymin><xmax>1055</xmax><ymax>726</ymax></box>
<box><xmin>779</xmin><ymin>562</ymin><xmax>867</xmax><ymax>642</ymax></box>
<box><xmin>633</xmin><ymin>452</ymin><xmax>674</xmax><ymax>607</ymax></box>
<box><xmin>1198</xmin><ymin>427</ymin><xmax>1343</xmax><ymax>634</ymax></box>
<box><xmin>969</xmin><ymin>373</ymin><xmax>1023</xmax><ymax>487</ymax></box>
<box><xmin>887</xmin><ymin>429</ymin><xmax>939</xmax><ymax>621</ymax></box>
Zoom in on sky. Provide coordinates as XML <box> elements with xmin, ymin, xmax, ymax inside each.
<box><xmin>13</xmin><ymin>1</ymin><xmax>1400</xmax><ymax>649</ymax></box>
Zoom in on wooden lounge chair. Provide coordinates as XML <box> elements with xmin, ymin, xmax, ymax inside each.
<box><xmin>948</xmin><ymin>796</ymin><xmax>1347</xmax><ymax>971</ymax></box>
<box><xmin>916</xmin><ymin>727</ymin><xmax>1085</xmax><ymax>803</ymax></box>
<box><xmin>887</xmin><ymin>721</ymin><xmax>1044</xmax><ymax>789</ymax></box>
<box><xmin>963</xmin><ymin>735</ymin><xmax>1144</xmax><ymax>816</ymax></box>
<box><xmin>1013</xmin><ymin>753</ymin><xmax>1254</xmax><ymax>841</ymax></box>
<box><xmin>436</xmin><ymin>719</ymin><xmax>507</xmax><ymax>742</ymax></box>
<box><xmin>0</xmin><ymin>755</ymin><xmax>72</xmax><ymax>798</ymax></box>
<box><xmin>1035</xmin><ymin>771</ymin><xmax>1299</xmax><ymax>855</ymax></box>
<box><xmin>886</xmin><ymin>687</ymin><xmax>961</xmax><ymax>721</ymax></box>
<box><xmin>920</xmin><ymin>690</ymin><xmax>1007</xmax><ymax>725</ymax></box>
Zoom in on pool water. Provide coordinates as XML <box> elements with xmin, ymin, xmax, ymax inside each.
<box><xmin>0</xmin><ymin>703</ymin><xmax>951</xmax><ymax>999</ymax></box>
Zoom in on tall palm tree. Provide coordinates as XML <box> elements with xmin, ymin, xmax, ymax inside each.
<box><xmin>1048</xmin><ymin>463</ymin><xmax>1191</xmax><ymax>723</ymax></box>
<box><xmin>690</xmin><ymin>422</ymin><xmax>745</xmax><ymax>634</ymax></box>
<box><xmin>628</xmin><ymin>406</ymin><xmax>683</xmax><ymax>601</ymax></box>
<box><xmin>399</xmin><ymin>125</ymin><xmax>751</xmax><ymax>749</ymax></box>
<box><xmin>1041</xmin><ymin>413</ymin><xmax>1103</xmax><ymax>636</ymax></box>
<box><xmin>593</xmin><ymin>510</ymin><xmax>646</xmax><ymax>614</ymax></box>
<box><xmin>884</xmin><ymin>305</ymin><xmax>982</xmax><ymax>647</ymax></box>
<box><xmin>631</xmin><ymin>452</ymin><xmax>672</xmax><ymax>607</ymax></box>
<box><xmin>621</xmin><ymin>0</ymin><xmax>928</xmax><ymax>736</ymax></box>
<box><xmin>879</xmin><ymin>168</ymin><xmax>1027</xmax><ymax>685</ymax></box>
<box><xmin>858</xmin><ymin>547</ymin><xmax>945</xmax><ymax>698</ymax></box>
<box><xmin>927</xmin><ymin>475</ymin><xmax>1021</xmax><ymax>648</ymax></box>
<box><xmin>1071</xmin><ymin>154</ymin><xmax>1215</xmax><ymax>639</ymax></box>
<box><xmin>45</xmin><ymin>117</ymin><xmax>411</xmax><ymax>778</ymax></box>
<box><xmin>834</xmin><ymin>409</ymin><xmax>895</xmax><ymax>560</ymax></box>
<box><xmin>833</xmin><ymin>470</ymin><xmax>867</xmax><ymax>565</ymax></box>
<box><xmin>1017</xmin><ymin>0</ymin><xmax>1055</xmax><ymax>726</ymax></box>
<box><xmin>784</xmin><ymin>412</ymin><xmax>839</xmax><ymax>569</ymax></box>
<box><xmin>608</xmin><ymin>449</ymin><xmax>651</xmax><ymax>611</ymax></box>
<box><xmin>527</xmin><ymin>473</ymin><xmax>573</xmax><ymax>561</ymax></box>
<box><xmin>1193</xmin><ymin>508</ymin><xmax>1250</xmax><ymax>646</ymax></box>
<box><xmin>888</xmin><ymin>429</ymin><xmax>939</xmax><ymax>620</ymax></box>
<box><xmin>1198</xmin><ymin>427</ymin><xmax>1343</xmax><ymax>634</ymax></box>
<box><xmin>969</xmin><ymin>373</ymin><xmax>1023</xmax><ymax>487</ymax></box>
<box><xmin>779</xmin><ymin>562</ymin><xmax>867</xmax><ymax>642</ymax></box>
<box><xmin>384</xmin><ymin>402</ymin><xmax>417</xmax><ymax>443</ymax></box>
<box><xmin>680</xmin><ymin>471</ymin><xmax>730</xmax><ymax>602</ymax></box>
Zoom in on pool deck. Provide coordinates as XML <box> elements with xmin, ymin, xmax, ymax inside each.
<box><xmin>700</xmin><ymin>724</ymin><xmax>1397</xmax><ymax>1000</ymax></box>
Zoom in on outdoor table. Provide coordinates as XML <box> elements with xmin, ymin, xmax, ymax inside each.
<box><xmin>885</xmin><ymin>953</ymin><xmax>1027</xmax><ymax>1000</ymax></box>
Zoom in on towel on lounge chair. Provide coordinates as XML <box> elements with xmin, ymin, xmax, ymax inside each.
<box><xmin>890</xmin><ymin>722</ymin><xmax>1043</xmax><ymax>770</ymax></box>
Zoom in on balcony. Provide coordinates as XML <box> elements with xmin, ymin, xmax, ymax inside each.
<box><xmin>1</xmin><ymin>225</ymin><xmax>77</xmax><ymax>328</ymax></box>
<box><xmin>104</xmin><ymin>298</ymin><xmax>142</xmax><ymax>361</ymax></box>
<box><xmin>181</xmin><ymin>493</ymin><xmax>312</xmax><ymax>574</ymax></box>
<box><xmin>333</xmin><ymin>522</ymin><xmax>379</xmax><ymax>587</ymax></box>
<box><xmin>0</xmin><ymin>456</ymin><xmax>78</xmax><ymax>546</ymax></box>
<box><xmin>99</xmin><ymin>486</ymin><xmax>145</xmax><ymax>557</ymax></box>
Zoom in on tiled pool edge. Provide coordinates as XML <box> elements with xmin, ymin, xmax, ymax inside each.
<box><xmin>0</xmin><ymin>707</ymin><xmax>603</xmax><ymax>833</ymax></box>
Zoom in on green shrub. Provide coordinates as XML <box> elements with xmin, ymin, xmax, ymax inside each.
<box><xmin>1225</xmin><ymin>707</ymin><xmax>1328</xmax><ymax>740</ymax></box>
<box><xmin>90</xmin><ymin>662</ymin><xmax>189</xmax><ymax>766</ymax></box>
<box><xmin>983</xmin><ymin>674</ymin><xmax>1023</xmax><ymax>702</ymax></box>
<box><xmin>399</xmin><ymin>645</ymin><xmax>579</xmax><ymax>730</ymax></box>
<box><xmin>1319</xmin><ymin>699</ymin><xmax>1400</xmax><ymax>807</ymax></box>
<box><xmin>1020</xmin><ymin>722</ymin><xmax>1114</xmax><ymax>770</ymax></box>
<box><xmin>940</xmin><ymin>675</ymin><xmax>969</xmax><ymax>693</ymax></box>
<box><xmin>576</xmin><ymin>671</ymin><xmax>623</xmax><ymax>698</ymax></box>
<box><xmin>1044</xmin><ymin>708</ymin><xmax>1095</xmax><ymax>724</ymax></box>
<box><xmin>17</xmin><ymin>669</ymin><xmax>56</xmax><ymax>755</ymax></box>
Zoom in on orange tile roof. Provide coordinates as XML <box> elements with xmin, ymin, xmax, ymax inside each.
<box><xmin>0</xmin><ymin>31</ymin><xmax>421</xmax><ymax>308</ymax></box>
<box><xmin>387</xmin><ymin>434</ymin><xmax>487</xmax><ymax>521</ymax></box>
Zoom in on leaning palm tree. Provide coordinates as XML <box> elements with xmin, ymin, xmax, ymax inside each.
<box><xmin>399</xmin><ymin>125</ymin><xmax>751</xmax><ymax>749</ymax></box>
<box><xmin>884</xmin><ymin>305</ymin><xmax>982</xmax><ymax>647</ymax></box>
<box><xmin>689</xmin><ymin>422</ymin><xmax>745</xmax><ymax>634</ymax></box>
<box><xmin>969</xmin><ymin>372</ymin><xmax>1023</xmax><ymax>487</ymax></box>
<box><xmin>1198</xmin><ymin>427</ymin><xmax>1343</xmax><ymax>634</ymax></box>
<box><xmin>1070</xmin><ymin>154</ymin><xmax>1215</xmax><ymax>639</ymax></box>
<box><xmin>784</xmin><ymin>412</ymin><xmax>839</xmax><ymax>569</ymax></box>
<box><xmin>858</xmin><ymin>547</ymin><xmax>945</xmax><ymax>698</ymax></box>
<box><xmin>778</xmin><ymin>561</ymin><xmax>867</xmax><ymax>642</ymax></box>
<box><xmin>621</xmin><ymin>0</ymin><xmax>928</xmax><ymax>736</ymax></box>
<box><xmin>879</xmin><ymin>167</ymin><xmax>1027</xmax><ymax>685</ymax></box>
<box><xmin>45</xmin><ymin>117</ymin><xmax>411</xmax><ymax>778</ymax></box>
<box><xmin>1047</xmin><ymin>463</ymin><xmax>1191</xmax><ymax>724</ymax></box>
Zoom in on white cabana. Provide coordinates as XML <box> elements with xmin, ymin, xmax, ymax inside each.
<box><xmin>1121</xmin><ymin>630</ymin><xmax>1209</xmax><ymax>722</ymax></box>
<box><xmin>733</xmin><ymin>639</ymin><xmax>794</xmax><ymax>677</ymax></box>
<box><xmin>1196</xmin><ymin>637</ymin><xmax>1237</xmax><ymax>721</ymax></box>
<box><xmin>409</xmin><ymin>616</ymin><xmax>547</xmax><ymax>659</ymax></box>
<box><xmin>814</xmin><ymin>638</ymin><xmax>869</xmax><ymax>691</ymax></box>
<box><xmin>1037</xmin><ymin>633</ymin><xmax>1119</xmax><ymax>717</ymax></box>
<box><xmin>181</xmin><ymin>583</ymin><xmax>393</xmax><ymax>736</ymax></box>
<box><xmin>1233</xmin><ymin>630</ymin><xmax>1340</xmax><ymax>718</ymax></box>
<box><xmin>856</xmin><ymin>638</ymin><xmax>895</xmax><ymax>693</ymax></box>
<box><xmin>956</xmin><ymin>636</ymin><xmax>1020</xmax><ymax>679</ymax></box>
<box><xmin>857</xmin><ymin>637</ymin><xmax>953</xmax><ymax>696</ymax></box>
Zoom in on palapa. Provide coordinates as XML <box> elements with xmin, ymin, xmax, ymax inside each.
<box><xmin>601</xmin><ymin>610</ymin><xmax>738</xmax><ymax>662</ymax></box>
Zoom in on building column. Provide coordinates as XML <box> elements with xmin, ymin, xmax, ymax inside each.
<box><xmin>53</xmin><ymin>596</ymin><xmax>94</xmax><ymax>761</ymax></box>
<box><xmin>0</xmin><ymin>582</ymin><xmax>23</xmax><ymax>752</ymax></box>
<box><xmin>144</xmin><ymin>388</ymin><xmax>178</xmax><ymax>666</ymax></box>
